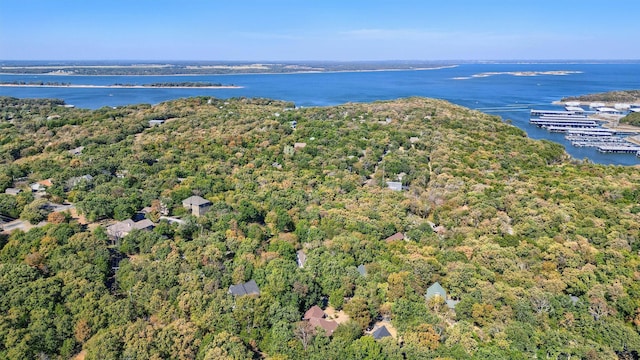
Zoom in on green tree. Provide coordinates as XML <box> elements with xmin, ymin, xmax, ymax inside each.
<box><xmin>20</xmin><ymin>198</ymin><xmax>49</xmax><ymax>224</ymax></box>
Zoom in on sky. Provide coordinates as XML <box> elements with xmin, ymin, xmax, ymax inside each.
<box><xmin>1</xmin><ymin>0</ymin><xmax>639</xmax><ymax>61</ymax></box>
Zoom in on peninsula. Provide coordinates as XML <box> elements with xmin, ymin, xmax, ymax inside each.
<box><xmin>561</xmin><ymin>89</ymin><xmax>640</xmax><ymax>105</ymax></box>
<box><xmin>0</xmin><ymin>81</ymin><xmax>241</xmax><ymax>89</ymax></box>
<box><xmin>0</xmin><ymin>61</ymin><xmax>457</xmax><ymax>75</ymax></box>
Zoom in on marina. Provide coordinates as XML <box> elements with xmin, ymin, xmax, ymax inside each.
<box><xmin>531</xmin><ymin>107</ymin><xmax>640</xmax><ymax>157</ymax></box>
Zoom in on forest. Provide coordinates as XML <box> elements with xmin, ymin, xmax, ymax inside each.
<box><xmin>1</xmin><ymin>95</ymin><xmax>640</xmax><ymax>359</ymax></box>
<box><xmin>622</xmin><ymin>112</ymin><xmax>640</xmax><ymax>127</ymax></box>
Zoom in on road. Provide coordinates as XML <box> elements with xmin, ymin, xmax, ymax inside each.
<box><xmin>1</xmin><ymin>202</ymin><xmax>75</xmax><ymax>234</ymax></box>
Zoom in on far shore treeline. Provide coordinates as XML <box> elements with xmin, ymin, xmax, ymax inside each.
<box><xmin>0</xmin><ymin>81</ymin><xmax>232</xmax><ymax>88</ymax></box>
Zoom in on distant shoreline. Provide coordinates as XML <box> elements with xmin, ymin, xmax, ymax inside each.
<box><xmin>0</xmin><ymin>84</ymin><xmax>243</xmax><ymax>89</ymax></box>
<box><xmin>0</xmin><ymin>65</ymin><xmax>458</xmax><ymax>77</ymax></box>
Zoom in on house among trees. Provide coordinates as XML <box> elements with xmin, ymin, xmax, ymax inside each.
<box><xmin>68</xmin><ymin>146</ymin><xmax>84</xmax><ymax>156</ymax></box>
<box><xmin>4</xmin><ymin>188</ymin><xmax>21</xmax><ymax>195</ymax></box>
<box><xmin>371</xmin><ymin>325</ymin><xmax>392</xmax><ymax>340</ymax></box>
<box><xmin>66</xmin><ymin>174</ymin><xmax>94</xmax><ymax>190</ymax></box>
<box><xmin>31</xmin><ymin>179</ymin><xmax>53</xmax><ymax>193</ymax></box>
<box><xmin>386</xmin><ymin>181</ymin><xmax>403</xmax><ymax>191</ymax></box>
<box><xmin>303</xmin><ymin>305</ymin><xmax>338</xmax><ymax>336</ymax></box>
<box><xmin>385</xmin><ymin>232</ymin><xmax>405</xmax><ymax>243</ymax></box>
<box><xmin>296</xmin><ymin>250</ymin><xmax>307</xmax><ymax>268</ymax></box>
<box><xmin>425</xmin><ymin>282</ymin><xmax>459</xmax><ymax>309</ymax></box>
<box><xmin>182</xmin><ymin>195</ymin><xmax>212</xmax><ymax>217</ymax></box>
<box><xmin>303</xmin><ymin>305</ymin><xmax>326</xmax><ymax>320</ymax></box>
<box><xmin>357</xmin><ymin>264</ymin><xmax>367</xmax><ymax>276</ymax></box>
<box><xmin>228</xmin><ymin>280</ymin><xmax>260</xmax><ymax>296</ymax></box>
<box><xmin>106</xmin><ymin>218</ymin><xmax>155</xmax><ymax>239</ymax></box>
<box><xmin>148</xmin><ymin>119</ymin><xmax>166</xmax><ymax>126</ymax></box>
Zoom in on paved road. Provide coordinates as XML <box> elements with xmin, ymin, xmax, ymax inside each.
<box><xmin>2</xmin><ymin>219</ymin><xmax>34</xmax><ymax>233</ymax></box>
<box><xmin>1</xmin><ymin>203</ymin><xmax>75</xmax><ymax>233</ymax></box>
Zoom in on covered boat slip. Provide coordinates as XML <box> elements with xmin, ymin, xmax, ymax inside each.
<box><xmin>530</xmin><ymin>119</ymin><xmax>598</xmax><ymax>128</ymax></box>
<box><xmin>596</xmin><ymin>145</ymin><xmax>640</xmax><ymax>154</ymax></box>
<box><xmin>530</xmin><ymin>109</ymin><xmax>588</xmax><ymax>118</ymax></box>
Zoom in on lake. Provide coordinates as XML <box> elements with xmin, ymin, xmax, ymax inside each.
<box><xmin>1</xmin><ymin>63</ymin><xmax>639</xmax><ymax>165</ymax></box>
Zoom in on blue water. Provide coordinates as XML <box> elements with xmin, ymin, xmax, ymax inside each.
<box><xmin>1</xmin><ymin>63</ymin><xmax>639</xmax><ymax>165</ymax></box>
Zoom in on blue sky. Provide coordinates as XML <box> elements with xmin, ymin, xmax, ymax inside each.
<box><xmin>1</xmin><ymin>0</ymin><xmax>639</xmax><ymax>61</ymax></box>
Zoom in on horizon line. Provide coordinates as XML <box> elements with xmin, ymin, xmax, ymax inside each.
<box><xmin>2</xmin><ymin>59</ymin><xmax>640</xmax><ymax>63</ymax></box>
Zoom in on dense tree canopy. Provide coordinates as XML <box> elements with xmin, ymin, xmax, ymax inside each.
<box><xmin>1</xmin><ymin>96</ymin><xmax>640</xmax><ymax>359</ymax></box>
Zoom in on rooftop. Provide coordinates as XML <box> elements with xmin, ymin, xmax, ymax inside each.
<box><xmin>182</xmin><ymin>195</ymin><xmax>212</xmax><ymax>206</ymax></box>
<box><xmin>304</xmin><ymin>305</ymin><xmax>326</xmax><ymax>320</ymax></box>
<box><xmin>229</xmin><ymin>279</ymin><xmax>261</xmax><ymax>296</ymax></box>
<box><xmin>372</xmin><ymin>325</ymin><xmax>392</xmax><ymax>340</ymax></box>
<box><xmin>385</xmin><ymin>232</ymin><xmax>405</xmax><ymax>242</ymax></box>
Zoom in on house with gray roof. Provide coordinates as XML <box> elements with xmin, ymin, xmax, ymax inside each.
<box><xmin>229</xmin><ymin>280</ymin><xmax>260</xmax><ymax>296</ymax></box>
<box><xmin>106</xmin><ymin>218</ymin><xmax>155</xmax><ymax>239</ymax></box>
<box><xmin>182</xmin><ymin>195</ymin><xmax>212</xmax><ymax>217</ymax></box>
<box><xmin>66</xmin><ymin>174</ymin><xmax>94</xmax><ymax>190</ymax></box>
<box><xmin>357</xmin><ymin>264</ymin><xmax>367</xmax><ymax>277</ymax></box>
<box><xmin>68</xmin><ymin>146</ymin><xmax>84</xmax><ymax>156</ymax></box>
<box><xmin>386</xmin><ymin>181</ymin><xmax>403</xmax><ymax>191</ymax></box>
<box><xmin>372</xmin><ymin>325</ymin><xmax>392</xmax><ymax>340</ymax></box>
<box><xmin>296</xmin><ymin>250</ymin><xmax>307</xmax><ymax>268</ymax></box>
<box><xmin>425</xmin><ymin>282</ymin><xmax>459</xmax><ymax>309</ymax></box>
<box><xmin>4</xmin><ymin>188</ymin><xmax>22</xmax><ymax>196</ymax></box>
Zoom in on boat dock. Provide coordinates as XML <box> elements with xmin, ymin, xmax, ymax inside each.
<box><xmin>597</xmin><ymin>145</ymin><xmax>640</xmax><ymax>154</ymax></box>
<box><xmin>530</xmin><ymin>109</ymin><xmax>586</xmax><ymax>117</ymax></box>
<box><xmin>530</xmin><ymin>119</ymin><xmax>598</xmax><ymax>128</ymax></box>
<box><xmin>545</xmin><ymin>126</ymin><xmax>610</xmax><ymax>134</ymax></box>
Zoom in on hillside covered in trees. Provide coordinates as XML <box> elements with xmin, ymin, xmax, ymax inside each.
<box><xmin>1</xmin><ymin>96</ymin><xmax>640</xmax><ymax>359</ymax></box>
<box><xmin>561</xmin><ymin>90</ymin><xmax>640</xmax><ymax>104</ymax></box>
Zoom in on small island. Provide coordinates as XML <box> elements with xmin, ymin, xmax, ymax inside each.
<box><xmin>0</xmin><ymin>81</ymin><xmax>241</xmax><ymax>89</ymax></box>
<box><xmin>453</xmin><ymin>70</ymin><xmax>582</xmax><ymax>80</ymax></box>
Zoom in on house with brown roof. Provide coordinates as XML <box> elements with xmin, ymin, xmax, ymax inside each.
<box><xmin>385</xmin><ymin>232</ymin><xmax>405</xmax><ymax>243</ymax></box>
<box><xmin>30</xmin><ymin>179</ymin><xmax>53</xmax><ymax>193</ymax></box>
<box><xmin>303</xmin><ymin>305</ymin><xmax>326</xmax><ymax>320</ymax></box>
<box><xmin>308</xmin><ymin>317</ymin><xmax>338</xmax><ymax>336</ymax></box>
<box><xmin>303</xmin><ymin>305</ymin><xmax>338</xmax><ymax>336</ymax></box>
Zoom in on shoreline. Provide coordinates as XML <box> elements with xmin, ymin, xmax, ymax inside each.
<box><xmin>0</xmin><ymin>84</ymin><xmax>243</xmax><ymax>89</ymax></box>
<box><xmin>0</xmin><ymin>65</ymin><xmax>458</xmax><ymax>77</ymax></box>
